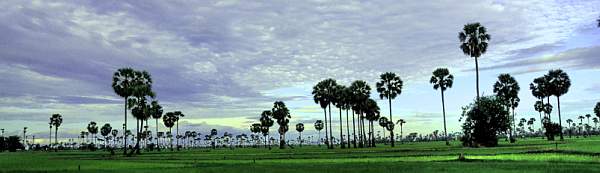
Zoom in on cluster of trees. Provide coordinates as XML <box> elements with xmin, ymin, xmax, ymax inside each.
<box><xmin>250</xmin><ymin>101</ymin><xmax>291</xmax><ymax>149</ymax></box>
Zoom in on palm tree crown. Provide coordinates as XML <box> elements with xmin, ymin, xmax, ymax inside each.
<box><xmin>459</xmin><ymin>23</ymin><xmax>491</xmax><ymax>59</ymax></box>
<box><xmin>430</xmin><ymin>68</ymin><xmax>454</xmax><ymax>91</ymax></box>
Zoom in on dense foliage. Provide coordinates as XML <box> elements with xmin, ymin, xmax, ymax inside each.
<box><xmin>460</xmin><ymin>96</ymin><xmax>510</xmax><ymax>147</ymax></box>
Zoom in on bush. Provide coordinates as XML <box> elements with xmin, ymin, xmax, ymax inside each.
<box><xmin>543</xmin><ymin>119</ymin><xmax>560</xmax><ymax>141</ymax></box>
<box><xmin>460</xmin><ymin>96</ymin><xmax>510</xmax><ymax>147</ymax></box>
<box><xmin>7</xmin><ymin>136</ymin><xmax>24</xmax><ymax>152</ymax></box>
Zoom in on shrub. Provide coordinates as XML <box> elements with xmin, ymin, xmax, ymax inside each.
<box><xmin>460</xmin><ymin>96</ymin><xmax>510</xmax><ymax>147</ymax></box>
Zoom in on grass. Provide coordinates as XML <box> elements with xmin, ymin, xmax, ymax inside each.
<box><xmin>2</xmin><ymin>137</ymin><xmax>600</xmax><ymax>172</ymax></box>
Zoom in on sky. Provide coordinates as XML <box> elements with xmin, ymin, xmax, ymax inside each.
<box><xmin>0</xmin><ymin>0</ymin><xmax>599</xmax><ymax>142</ymax></box>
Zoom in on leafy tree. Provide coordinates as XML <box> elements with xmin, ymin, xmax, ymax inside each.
<box><xmin>459</xmin><ymin>22</ymin><xmax>491</xmax><ymax>99</ymax></box>
<box><xmin>376</xmin><ymin>72</ymin><xmax>403</xmax><ymax>147</ymax></box>
<box><xmin>50</xmin><ymin>113</ymin><xmax>62</xmax><ymax>151</ymax></box>
<box><xmin>296</xmin><ymin>123</ymin><xmax>304</xmax><ymax>146</ymax></box>
<box><xmin>272</xmin><ymin>101</ymin><xmax>291</xmax><ymax>149</ymax></box>
<box><xmin>493</xmin><ymin>73</ymin><xmax>520</xmax><ymax>142</ymax></box>
<box><xmin>314</xmin><ymin>120</ymin><xmax>324</xmax><ymax>147</ymax></box>
<box><xmin>312</xmin><ymin>79</ymin><xmax>337</xmax><ymax>149</ymax></box>
<box><xmin>349</xmin><ymin>80</ymin><xmax>371</xmax><ymax>148</ymax></box>
<box><xmin>7</xmin><ymin>136</ymin><xmax>24</xmax><ymax>152</ymax></box>
<box><xmin>430</xmin><ymin>68</ymin><xmax>454</xmax><ymax>145</ymax></box>
<box><xmin>162</xmin><ymin>112</ymin><xmax>177</xmax><ymax>150</ymax></box>
<box><xmin>101</xmin><ymin>123</ymin><xmax>112</xmax><ymax>149</ymax></box>
<box><xmin>460</xmin><ymin>96</ymin><xmax>510</xmax><ymax>147</ymax></box>
<box><xmin>543</xmin><ymin>118</ymin><xmax>561</xmax><ymax>140</ymax></box>
<box><xmin>546</xmin><ymin>69</ymin><xmax>571</xmax><ymax>140</ymax></box>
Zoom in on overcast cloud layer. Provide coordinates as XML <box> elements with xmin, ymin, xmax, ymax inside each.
<box><xmin>1</xmin><ymin>0</ymin><xmax>599</xmax><ymax>140</ymax></box>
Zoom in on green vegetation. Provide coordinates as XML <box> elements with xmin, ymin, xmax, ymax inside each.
<box><xmin>4</xmin><ymin>137</ymin><xmax>600</xmax><ymax>173</ymax></box>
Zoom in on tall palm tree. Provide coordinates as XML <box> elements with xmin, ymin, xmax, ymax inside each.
<box><xmin>260</xmin><ymin>110</ymin><xmax>274</xmax><ymax>148</ymax></box>
<box><xmin>376</xmin><ymin>72</ymin><xmax>403</xmax><ymax>147</ymax></box>
<box><xmin>547</xmin><ymin>69</ymin><xmax>571</xmax><ymax>140</ymax></box>
<box><xmin>430</xmin><ymin>68</ymin><xmax>454</xmax><ymax>145</ymax></box>
<box><xmin>50</xmin><ymin>114</ymin><xmax>62</xmax><ymax>151</ymax></box>
<box><xmin>312</xmin><ymin>79</ymin><xmax>337</xmax><ymax>149</ymax></box>
<box><xmin>130</xmin><ymin>96</ymin><xmax>153</xmax><ymax>154</ymax></box>
<box><xmin>314</xmin><ymin>120</ymin><xmax>324</xmax><ymax>147</ymax></box>
<box><xmin>396</xmin><ymin>119</ymin><xmax>406</xmax><ymax>144</ymax></box>
<box><xmin>162</xmin><ymin>112</ymin><xmax>177</xmax><ymax>151</ymax></box>
<box><xmin>112</xmin><ymin>68</ymin><xmax>136</xmax><ymax>154</ymax></box>
<box><xmin>149</xmin><ymin>101</ymin><xmax>163</xmax><ymax>151</ymax></box>
<box><xmin>349</xmin><ymin>80</ymin><xmax>371</xmax><ymax>148</ymax></box>
<box><xmin>341</xmin><ymin>87</ymin><xmax>353</xmax><ymax>148</ymax></box>
<box><xmin>296</xmin><ymin>123</ymin><xmax>304</xmax><ymax>146</ymax></box>
<box><xmin>459</xmin><ymin>23</ymin><xmax>490</xmax><ymax>99</ymax></box>
<box><xmin>333</xmin><ymin>84</ymin><xmax>347</xmax><ymax>148</ymax></box>
<box><xmin>48</xmin><ymin>118</ymin><xmax>53</xmax><ymax>148</ymax></box>
<box><xmin>272</xmin><ymin>101</ymin><xmax>291</xmax><ymax>149</ymax></box>
<box><xmin>101</xmin><ymin>123</ymin><xmax>112</xmax><ymax>149</ymax></box>
<box><xmin>493</xmin><ymin>73</ymin><xmax>520</xmax><ymax>142</ymax></box>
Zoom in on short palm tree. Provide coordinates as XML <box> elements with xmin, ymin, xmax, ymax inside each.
<box><xmin>459</xmin><ymin>22</ymin><xmax>490</xmax><ymax>99</ymax></box>
<box><xmin>578</xmin><ymin>115</ymin><xmax>585</xmax><ymax>136</ymax></box>
<box><xmin>87</xmin><ymin>121</ymin><xmax>98</xmax><ymax>144</ymax></box>
<box><xmin>272</xmin><ymin>101</ymin><xmax>291</xmax><ymax>149</ymax></box>
<box><xmin>396</xmin><ymin>119</ymin><xmax>406</xmax><ymax>144</ymax></box>
<box><xmin>312</xmin><ymin>79</ymin><xmax>337</xmax><ymax>149</ymax></box>
<box><xmin>296</xmin><ymin>123</ymin><xmax>304</xmax><ymax>146</ymax></box>
<box><xmin>493</xmin><ymin>73</ymin><xmax>520</xmax><ymax>141</ymax></box>
<box><xmin>101</xmin><ymin>123</ymin><xmax>112</xmax><ymax>149</ymax></box>
<box><xmin>430</xmin><ymin>68</ymin><xmax>454</xmax><ymax>145</ymax></box>
<box><xmin>376</xmin><ymin>72</ymin><xmax>403</xmax><ymax>147</ymax></box>
<box><xmin>593</xmin><ymin>117</ymin><xmax>599</xmax><ymax>134</ymax></box>
<box><xmin>547</xmin><ymin>69</ymin><xmax>571</xmax><ymax>140</ymax></box>
<box><xmin>149</xmin><ymin>101</ymin><xmax>163</xmax><ymax>150</ymax></box>
<box><xmin>174</xmin><ymin>111</ymin><xmax>185</xmax><ymax>150</ymax></box>
<box><xmin>566</xmin><ymin>119</ymin><xmax>573</xmax><ymax>138</ymax></box>
<box><xmin>162</xmin><ymin>112</ymin><xmax>177</xmax><ymax>151</ymax></box>
<box><xmin>260</xmin><ymin>110</ymin><xmax>274</xmax><ymax>148</ymax></box>
<box><xmin>111</xmin><ymin>129</ymin><xmax>118</xmax><ymax>147</ymax></box>
<box><xmin>363</xmin><ymin>99</ymin><xmax>380</xmax><ymax>147</ymax></box>
<box><xmin>378</xmin><ymin>117</ymin><xmax>389</xmax><ymax>143</ymax></box>
<box><xmin>50</xmin><ymin>114</ymin><xmax>62</xmax><ymax>151</ymax></box>
<box><xmin>314</xmin><ymin>120</ymin><xmax>324</xmax><ymax>147</ymax></box>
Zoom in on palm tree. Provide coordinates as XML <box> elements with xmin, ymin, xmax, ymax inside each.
<box><xmin>596</xmin><ymin>102</ymin><xmax>600</xmax><ymax>122</ymax></box>
<box><xmin>112</xmin><ymin>68</ymin><xmax>136</xmax><ymax>154</ymax></box>
<box><xmin>341</xmin><ymin>87</ymin><xmax>353</xmax><ymax>148</ymax></box>
<box><xmin>314</xmin><ymin>120</ymin><xmax>324</xmax><ymax>147</ymax></box>
<box><xmin>272</xmin><ymin>101</ymin><xmax>291</xmax><ymax>149</ymax></box>
<box><xmin>173</xmin><ymin>111</ymin><xmax>185</xmax><ymax>150</ymax></box>
<box><xmin>260</xmin><ymin>110</ymin><xmax>274</xmax><ymax>148</ymax></box>
<box><xmin>459</xmin><ymin>22</ymin><xmax>491</xmax><ymax>99</ymax></box>
<box><xmin>50</xmin><ymin>114</ymin><xmax>62</xmax><ymax>151</ymax></box>
<box><xmin>578</xmin><ymin>115</ymin><xmax>585</xmax><ymax>137</ymax></box>
<box><xmin>333</xmin><ymin>84</ymin><xmax>347</xmax><ymax>148</ymax></box>
<box><xmin>534</xmin><ymin>101</ymin><xmax>544</xmax><ymax>134</ymax></box>
<box><xmin>130</xmin><ymin>96</ymin><xmax>153</xmax><ymax>154</ymax></box>
<box><xmin>566</xmin><ymin>119</ymin><xmax>573</xmax><ymax>138</ymax></box>
<box><xmin>149</xmin><ymin>101</ymin><xmax>163</xmax><ymax>151</ymax></box>
<box><xmin>593</xmin><ymin>117</ymin><xmax>599</xmax><ymax>134</ymax></box>
<box><xmin>349</xmin><ymin>80</ymin><xmax>371</xmax><ymax>148</ymax></box>
<box><xmin>396</xmin><ymin>119</ymin><xmax>406</xmax><ymax>144</ymax></box>
<box><xmin>87</xmin><ymin>121</ymin><xmax>98</xmax><ymax>145</ymax></box>
<box><xmin>376</xmin><ymin>72</ymin><xmax>403</xmax><ymax>147</ymax></box>
<box><xmin>111</xmin><ymin>129</ymin><xmax>118</xmax><ymax>147</ymax></box>
<box><xmin>378</xmin><ymin>117</ymin><xmax>389</xmax><ymax>144</ymax></box>
<box><xmin>296</xmin><ymin>123</ymin><xmax>304</xmax><ymax>146</ymax></box>
<box><xmin>312</xmin><ymin>79</ymin><xmax>337</xmax><ymax>149</ymax></box>
<box><xmin>101</xmin><ymin>123</ymin><xmax>112</xmax><ymax>149</ymax></box>
<box><xmin>363</xmin><ymin>99</ymin><xmax>380</xmax><ymax>147</ymax></box>
<box><xmin>528</xmin><ymin>118</ymin><xmax>536</xmax><ymax>135</ymax></box>
<box><xmin>547</xmin><ymin>69</ymin><xmax>571</xmax><ymax>140</ymax></box>
<box><xmin>586</xmin><ymin>114</ymin><xmax>592</xmax><ymax>134</ymax></box>
<box><xmin>162</xmin><ymin>112</ymin><xmax>177</xmax><ymax>151</ymax></box>
<box><xmin>493</xmin><ymin>73</ymin><xmax>520</xmax><ymax>142</ymax></box>
<box><xmin>430</xmin><ymin>68</ymin><xmax>454</xmax><ymax>145</ymax></box>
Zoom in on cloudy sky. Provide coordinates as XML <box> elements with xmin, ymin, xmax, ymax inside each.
<box><xmin>1</xmin><ymin>0</ymin><xmax>599</xmax><ymax>141</ymax></box>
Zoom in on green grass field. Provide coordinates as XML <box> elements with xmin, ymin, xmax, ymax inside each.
<box><xmin>3</xmin><ymin>137</ymin><xmax>600</xmax><ymax>173</ymax></box>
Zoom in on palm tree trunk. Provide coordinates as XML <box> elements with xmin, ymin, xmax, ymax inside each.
<box><xmin>123</xmin><ymin>97</ymin><xmax>128</xmax><ymax>155</ymax></box>
<box><xmin>400</xmin><ymin>124</ymin><xmax>403</xmax><ymax>144</ymax></box>
<box><xmin>512</xmin><ymin>107</ymin><xmax>516</xmax><ymax>143</ymax></box>
<box><xmin>475</xmin><ymin>57</ymin><xmax>480</xmax><ymax>99</ymax></box>
<box><xmin>49</xmin><ymin>127</ymin><xmax>52</xmax><ymax>150</ymax></box>
<box><xmin>346</xmin><ymin>109</ymin><xmax>350</xmax><ymax>148</ymax></box>
<box><xmin>352</xmin><ymin>110</ymin><xmax>356</xmax><ymax>148</ymax></box>
<box><xmin>328</xmin><ymin>104</ymin><xmax>333</xmax><ymax>149</ymax></box>
<box><xmin>54</xmin><ymin>127</ymin><xmax>58</xmax><ymax>152</ymax></box>
<box><xmin>382</xmin><ymin>127</ymin><xmax>386</xmax><ymax>144</ymax></box>
<box><xmin>557</xmin><ymin>96</ymin><xmax>564</xmax><ymax>140</ymax></box>
<box><xmin>176</xmin><ymin>119</ymin><xmax>179</xmax><ymax>150</ymax></box>
<box><xmin>318</xmin><ymin>131</ymin><xmax>321</xmax><ymax>147</ymax></box>
<box><xmin>388</xmin><ymin>98</ymin><xmax>394</xmax><ymax>147</ymax></box>
<box><xmin>322</xmin><ymin>108</ymin><xmax>329</xmax><ymax>149</ymax></box>
<box><xmin>156</xmin><ymin>119</ymin><xmax>160</xmax><ymax>151</ymax></box>
<box><xmin>339</xmin><ymin>107</ymin><xmax>344</xmax><ymax>148</ymax></box>
<box><xmin>441</xmin><ymin>90</ymin><xmax>449</xmax><ymax>146</ymax></box>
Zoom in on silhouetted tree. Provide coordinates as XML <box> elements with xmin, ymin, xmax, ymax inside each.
<box><xmin>349</xmin><ymin>80</ymin><xmax>371</xmax><ymax>148</ymax></box>
<box><xmin>314</xmin><ymin>120</ymin><xmax>324</xmax><ymax>147</ymax></box>
<box><xmin>459</xmin><ymin>22</ymin><xmax>490</xmax><ymax>99</ymax></box>
<box><xmin>460</xmin><ymin>96</ymin><xmax>510</xmax><ymax>147</ymax></box>
<box><xmin>162</xmin><ymin>112</ymin><xmax>177</xmax><ymax>151</ymax></box>
<box><xmin>101</xmin><ymin>123</ymin><xmax>112</xmax><ymax>149</ymax></box>
<box><xmin>272</xmin><ymin>101</ymin><xmax>291</xmax><ymax>149</ymax></box>
<box><xmin>312</xmin><ymin>79</ymin><xmax>336</xmax><ymax>149</ymax></box>
<box><xmin>493</xmin><ymin>74</ymin><xmax>520</xmax><ymax>142</ymax></box>
<box><xmin>430</xmin><ymin>68</ymin><xmax>454</xmax><ymax>145</ymax></box>
<box><xmin>296</xmin><ymin>123</ymin><xmax>304</xmax><ymax>146</ymax></box>
<box><xmin>547</xmin><ymin>69</ymin><xmax>570</xmax><ymax>140</ymax></box>
<box><xmin>112</xmin><ymin>68</ymin><xmax>136</xmax><ymax>154</ymax></box>
<box><xmin>50</xmin><ymin>113</ymin><xmax>62</xmax><ymax>151</ymax></box>
<box><xmin>376</xmin><ymin>72</ymin><xmax>403</xmax><ymax>147</ymax></box>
